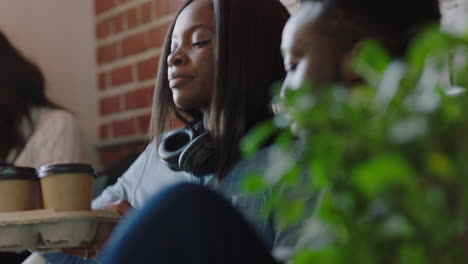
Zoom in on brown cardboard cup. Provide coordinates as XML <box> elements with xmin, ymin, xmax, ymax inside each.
<box><xmin>39</xmin><ymin>164</ymin><xmax>94</xmax><ymax>211</ymax></box>
<box><xmin>0</xmin><ymin>166</ymin><xmax>40</xmax><ymax>212</ymax></box>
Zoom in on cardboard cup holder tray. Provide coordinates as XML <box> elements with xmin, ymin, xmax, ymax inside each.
<box><xmin>0</xmin><ymin>209</ymin><xmax>120</xmax><ymax>253</ymax></box>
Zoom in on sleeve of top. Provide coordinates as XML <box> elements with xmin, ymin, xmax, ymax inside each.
<box><xmin>91</xmin><ymin>142</ymin><xmax>154</xmax><ymax>209</ymax></box>
<box><xmin>15</xmin><ymin>110</ymin><xmax>88</xmax><ymax>169</ymax></box>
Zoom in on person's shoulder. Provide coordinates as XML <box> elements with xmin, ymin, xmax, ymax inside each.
<box><xmin>232</xmin><ymin>146</ymin><xmax>279</xmax><ymax>172</ymax></box>
<box><xmin>39</xmin><ymin>108</ymin><xmax>79</xmax><ymax>128</ymax></box>
<box><xmin>43</xmin><ymin>108</ymin><xmax>75</xmax><ymax>121</ymax></box>
<box><xmin>220</xmin><ymin>146</ymin><xmax>277</xmax><ymax>187</ymax></box>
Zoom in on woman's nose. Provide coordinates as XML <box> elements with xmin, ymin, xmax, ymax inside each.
<box><xmin>167</xmin><ymin>49</ymin><xmax>188</xmax><ymax>67</ymax></box>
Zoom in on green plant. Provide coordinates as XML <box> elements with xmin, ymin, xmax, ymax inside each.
<box><xmin>242</xmin><ymin>25</ymin><xmax>468</xmax><ymax>264</ymax></box>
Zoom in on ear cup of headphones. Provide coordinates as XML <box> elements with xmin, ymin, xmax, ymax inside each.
<box><xmin>179</xmin><ymin>132</ymin><xmax>217</xmax><ymax>178</ymax></box>
<box><xmin>158</xmin><ymin>122</ymin><xmax>217</xmax><ymax>177</ymax></box>
<box><xmin>158</xmin><ymin>127</ymin><xmax>195</xmax><ymax>171</ymax></box>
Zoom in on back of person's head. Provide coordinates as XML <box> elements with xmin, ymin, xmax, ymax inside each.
<box><xmin>308</xmin><ymin>0</ymin><xmax>441</xmax><ymax>56</ymax></box>
<box><xmin>153</xmin><ymin>0</ymin><xmax>290</xmax><ymax>178</ymax></box>
<box><xmin>0</xmin><ymin>31</ymin><xmax>50</xmax><ymax>110</ymax></box>
<box><xmin>0</xmin><ymin>31</ymin><xmax>55</xmax><ymax>161</ymax></box>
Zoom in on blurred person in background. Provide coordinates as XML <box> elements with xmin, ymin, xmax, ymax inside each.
<box><xmin>0</xmin><ymin>31</ymin><xmax>87</xmax><ymax>169</ymax></box>
<box><xmin>0</xmin><ymin>31</ymin><xmax>88</xmax><ymax>263</ymax></box>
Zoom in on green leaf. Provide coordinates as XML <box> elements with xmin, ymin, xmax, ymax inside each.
<box><xmin>277</xmin><ymin>198</ymin><xmax>307</xmax><ymax>228</ymax></box>
<box><xmin>408</xmin><ymin>25</ymin><xmax>460</xmax><ymax>73</ymax></box>
<box><xmin>425</xmin><ymin>151</ymin><xmax>455</xmax><ymax>182</ymax></box>
<box><xmin>352</xmin><ymin>154</ymin><xmax>415</xmax><ymax>198</ymax></box>
<box><xmin>310</xmin><ymin>160</ymin><xmax>329</xmax><ymax>188</ymax></box>
<box><xmin>399</xmin><ymin>243</ymin><xmax>427</xmax><ymax>264</ymax></box>
<box><xmin>292</xmin><ymin>247</ymin><xmax>339</xmax><ymax>264</ymax></box>
<box><xmin>274</xmin><ymin>128</ymin><xmax>294</xmax><ymax>148</ymax></box>
<box><xmin>379</xmin><ymin>214</ymin><xmax>414</xmax><ymax>238</ymax></box>
<box><xmin>240</xmin><ymin>121</ymin><xmax>276</xmax><ymax>158</ymax></box>
<box><xmin>352</xmin><ymin>39</ymin><xmax>391</xmax><ymax>86</ymax></box>
<box><xmin>242</xmin><ymin>173</ymin><xmax>267</xmax><ymax>194</ymax></box>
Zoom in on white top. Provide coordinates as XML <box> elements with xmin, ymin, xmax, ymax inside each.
<box><xmin>12</xmin><ymin>107</ymin><xmax>88</xmax><ymax>169</ymax></box>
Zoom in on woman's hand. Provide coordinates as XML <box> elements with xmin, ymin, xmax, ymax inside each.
<box><xmin>103</xmin><ymin>199</ymin><xmax>133</xmax><ymax>216</ymax></box>
<box><xmin>61</xmin><ymin>200</ymin><xmax>134</xmax><ymax>258</ymax></box>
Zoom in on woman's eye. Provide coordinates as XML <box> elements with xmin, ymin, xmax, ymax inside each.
<box><xmin>287</xmin><ymin>63</ymin><xmax>298</xmax><ymax>72</ymax></box>
<box><xmin>192</xmin><ymin>40</ymin><xmax>210</xmax><ymax>48</ymax></box>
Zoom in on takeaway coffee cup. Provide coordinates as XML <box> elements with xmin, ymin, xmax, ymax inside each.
<box><xmin>39</xmin><ymin>164</ymin><xmax>95</xmax><ymax>211</ymax></box>
<box><xmin>0</xmin><ymin>166</ymin><xmax>40</xmax><ymax>212</ymax></box>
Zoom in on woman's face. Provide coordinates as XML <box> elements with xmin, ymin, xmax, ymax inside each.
<box><xmin>280</xmin><ymin>2</ymin><xmax>339</xmax><ymax>97</ymax></box>
<box><xmin>167</xmin><ymin>0</ymin><xmax>214</xmax><ymax>112</ymax></box>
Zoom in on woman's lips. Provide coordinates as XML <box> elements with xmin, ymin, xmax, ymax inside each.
<box><xmin>169</xmin><ymin>75</ymin><xmax>194</xmax><ymax>88</ymax></box>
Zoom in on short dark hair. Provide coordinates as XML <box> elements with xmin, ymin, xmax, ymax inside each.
<box><xmin>0</xmin><ymin>31</ymin><xmax>59</xmax><ymax>161</ymax></box>
<box><xmin>152</xmin><ymin>0</ymin><xmax>290</xmax><ymax>179</ymax></box>
<box><xmin>308</xmin><ymin>0</ymin><xmax>441</xmax><ymax>57</ymax></box>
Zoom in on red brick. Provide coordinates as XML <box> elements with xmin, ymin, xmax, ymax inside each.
<box><xmin>99</xmin><ymin>72</ymin><xmax>107</xmax><ymax>90</ymax></box>
<box><xmin>137</xmin><ymin>113</ymin><xmax>152</xmax><ymax>133</ymax></box>
<box><xmin>126</xmin><ymin>7</ymin><xmax>138</xmax><ymax>29</ymax></box>
<box><xmin>111</xmin><ymin>65</ymin><xmax>133</xmax><ymax>86</ymax></box>
<box><xmin>122</xmin><ymin>32</ymin><xmax>147</xmax><ymax>57</ymax></box>
<box><xmin>140</xmin><ymin>2</ymin><xmax>152</xmax><ymax>24</ymax></box>
<box><xmin>99</xmin><ymin>95</ymin><xmax>120</xmax><ymax>116</ymax></box>
<box><xmin>95</xmin><ymin>0</ymin><xmax>115</xmax><ymax>15</ymax></box>
<box><xmin>97</xmin><ymin>43</ymin><xmax>118</xmax><ymax>64</ymax></box>
<box><xmin>148</xmin><ymin>22</ymin><xmax>170</xmax><ymax>48</ymax></box>
<box><xmin>99</xmin><ymin>142</ymin><xmax>145</xmax><ymax>167</ymax></box>
<box><xmin>127</xmin><ymin>143</ymin><xmax>147</xmax><ymax>154</ymax></box>
<box><xmin>118</xmin><ymin>0</ymin><xmax>134</xmax><ymax>4</ymax></box>
<box><xmin>125</xmin><ymin>86</ymin><xmax>154</xmax><ymax>110</ymax></box>
<box><xmin>99</xmin><ymin>149</ymin><xmax>113</xmax><ymax>167</ymax></box>
<box><xmin>112</xmin><ymin>119</ymin><xmax>137</xmax><ymax>138</ymax></box>
<box><xmin>112</xmin><ymin>14</ymin><xmax>124</xmax><ymax>34</ymax></box>
<box><xmin>96</xmin><ymin>19</ymin><xmax>112</xmax><ymax>39</ymax></box>
<box><xmin>99</xmin><ymin>124</ymin><xmax>110</xmax><ymax>140</ymax></box>
<box><xmin>154</xmin><ymin>0</ymin><xmax>170</xmax><ymax>18</ymax></box>
<box><xmin>137</xmin><ymin>56</ymin><xmax>159</xmax><ymax>81</ymax></box>
<box><xmin>169</xmin><ymin>0</ymin><xmax>185</xmax><ymax>12</ymax></box>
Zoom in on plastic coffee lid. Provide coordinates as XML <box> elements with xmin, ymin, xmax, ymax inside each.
<box><xmin>0</xmin><ymin>166</ymin><xmax>38</xmax><ymax>181</ymax></box>
<box><xmin>38</xmin><ymin>163</ymin><xmax>96</xmax><ymax>178</ymax></box>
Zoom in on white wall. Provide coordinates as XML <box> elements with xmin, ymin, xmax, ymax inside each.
<box><xmin>0</xmin><ymin>1</ymin><xmax>99</xmax><ymax>167</ymax></box>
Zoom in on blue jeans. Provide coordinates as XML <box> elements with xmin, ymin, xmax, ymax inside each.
<box><xmin>100</xmin><ymin>183</ymin><xmax>276</xmax><ymax>264</ymax></box>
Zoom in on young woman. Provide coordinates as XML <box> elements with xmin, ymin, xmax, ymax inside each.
<box><xmin>0</xmin><ymin>31</ymin><xmax>87</xmax><ymax>169</ymax></box>
<box><xmin>39</xmin><ymin>0</ymin><xmax>289</xmax><ymax>263</ymax></box>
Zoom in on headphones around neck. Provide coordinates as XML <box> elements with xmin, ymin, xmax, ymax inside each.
<box><xmin>158</xmin><ymin>122</ymin><xmax>217</xmax><ymax>178</ymax></box>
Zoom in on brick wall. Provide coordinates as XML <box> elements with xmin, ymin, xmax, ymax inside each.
<box><xmin>94</xmin><ymin>0</ymin><xmax>298</xmax><ymax>167</ymax></box>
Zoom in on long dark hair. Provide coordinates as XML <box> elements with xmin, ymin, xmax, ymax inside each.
<box><xmin>0</xmin><ymin>31</ymin><xmax>58</xmax><ymax>161</ymax></box>
<box><xmin>152</xmin><ymin>0</ymin><xmax>290</xmax><ymax>179</ymax></box>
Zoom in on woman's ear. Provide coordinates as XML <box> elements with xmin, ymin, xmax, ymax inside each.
<box><xmin>340</xmin><ymin>41</ymin><xmax>364</xmax><ymax>87</ymax></box>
